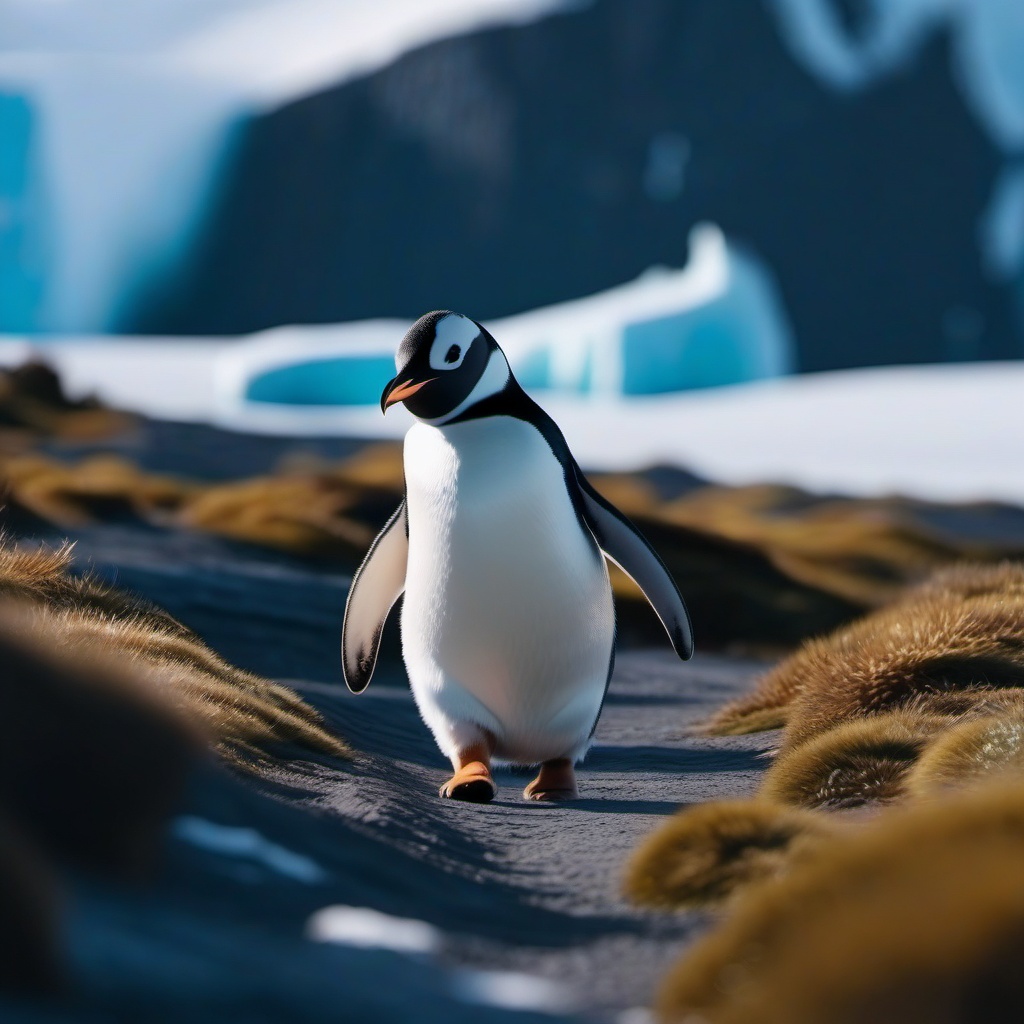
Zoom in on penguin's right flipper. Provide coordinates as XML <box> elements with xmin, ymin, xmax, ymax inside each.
<box><xmin>574</xmin><ymin>468</ymin><xmax>694</xmax><ymax>660</ymax></box>
<box><xmin>342</xmin><ymin>500</ymin><xmax>409</xmax><ymax>692</ymax></box>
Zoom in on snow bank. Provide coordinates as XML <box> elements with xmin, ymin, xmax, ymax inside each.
<box><xmin>0</xmin><ymin>329</ymin><xmax>1018</xmax><ymax>506</ymax></box>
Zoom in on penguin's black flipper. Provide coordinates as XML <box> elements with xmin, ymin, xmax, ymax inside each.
<box><xmin>574</xmin><ymin>467</ymin><xmax>694</xmax><ymax>660</ymax></box>
<box><xmin>342</xmin><ymin>500</ymin><xmax>409</xmax><ymax>692</ymax></box>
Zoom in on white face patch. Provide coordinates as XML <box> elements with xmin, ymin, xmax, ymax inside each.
<box><xmin>429</xmin><ymin>313</ymin><xmax>481</xmax><ymax>372</ymax></box>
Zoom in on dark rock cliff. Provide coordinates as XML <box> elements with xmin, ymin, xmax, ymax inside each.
<box><xmin>132</xmin><ymin>0</ymin><xmax>1018</xmax><ymax>372</ymax></box>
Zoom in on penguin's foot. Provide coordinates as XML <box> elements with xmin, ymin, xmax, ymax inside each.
<box><xmin>439</xmin><ymin>761</ymin><xmax>496</xmax><ymax>803</ymax></box>
<box><xmin>523</xmin><ymin>758</ymin><xmax>578</xmax><ymax>801</ymax></box>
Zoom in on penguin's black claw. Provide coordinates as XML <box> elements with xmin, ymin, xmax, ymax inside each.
<box><xmin>440</xmin><ymin>778</ymin><xmax>496</xmax><ymax>803</ymax></box>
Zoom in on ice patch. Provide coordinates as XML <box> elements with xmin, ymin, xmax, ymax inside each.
<box><xmin>766</xmin><ymin>0</ymin><xmax>949</xmax><ymax>92</ymax></box>
<box><xmin>452</xmin><ymin>967</ymin><xmax>578</xmax><ymax>1015</ymax></box>
<box><xmin>618</xmin><ymin>1010</ymin><xmax>655</xmax><ymax>1024</ymax></box>
<box><xmin>643</xmin><ymin>131</ymin><xmax>691</xmax><ymax>202</ymax></box>
<box><xmin>0</xmin><ymin>91</ymin><xmax>46</xmax><ymax>333</ymax></box>
<box><xmin>173</xmin><ymin>815</ymin><xmax>328</xmax><ymax>884</ymax></box>
<box><xmin>767</xmin><ymin>0</ymin><xmax>1024</xmax><ymax>152</ymax></box>
<box><xmin>980</xmin><ymin>165</ymin><xmax>1024</xmax><ymax>281</ymax></box>
<box><xmin>307</xmin><ymin>905</ymin><xmax>442</xmax><ymax>956</ymax></box>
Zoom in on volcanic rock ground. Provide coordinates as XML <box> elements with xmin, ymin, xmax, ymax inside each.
<box><xmin>0</xmin><ymin>535</ymin><xmax>773</xmax><ymax>1024</ymax></box>
<box><xmin>1</xmin><ymin>422</ymin><xmax>773</xmax><ymax>1023</ymax></box>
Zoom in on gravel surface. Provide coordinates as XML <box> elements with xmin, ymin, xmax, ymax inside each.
<box><xmin>2</xmin><ymin>513</ymin><xmax>772</xmax><ymax>1023</ymax></box>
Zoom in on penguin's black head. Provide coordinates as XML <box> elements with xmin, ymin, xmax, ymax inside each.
<box><xmin>381</xmin><ymin>310</ymin><xmax>508</xmax><ymax>421</ymax></box>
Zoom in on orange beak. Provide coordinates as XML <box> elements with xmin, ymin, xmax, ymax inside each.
<box><xmin>380</xmin><ymin>376</ymin><xmax>435</xmax><ymax>413</ymax></box>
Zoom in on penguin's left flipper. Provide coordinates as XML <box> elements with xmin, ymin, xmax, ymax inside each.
<box><xmin>342</xmin><ymin>500</ymin><xmax>409</xmax><ymax>693</ymax></box>
<box><xmin>574</xmin><ymin>467</ymin><xmax>694</xmax><ymax>660</ymax></box>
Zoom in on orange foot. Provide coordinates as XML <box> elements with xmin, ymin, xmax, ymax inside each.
<box><xmin>439</xmin><ymin>761</ymin><xmax>496</xmax><ymax>803</ymax></box>
<box><xmin>523</xmin><ymin>758</ymin><xmax>578</xmax><ymax>801</ymax></box>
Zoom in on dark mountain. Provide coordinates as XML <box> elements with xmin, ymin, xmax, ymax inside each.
<box><xmin>131</xmin><ymin>0</ymin><xmax>1019</xmax><ymax>372</ymax></box>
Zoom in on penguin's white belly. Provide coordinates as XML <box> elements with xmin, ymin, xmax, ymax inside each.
<box><xmin>401</xmin><ymin>418</ymin><xmax>614</xmax><ymax>764</ymax></box>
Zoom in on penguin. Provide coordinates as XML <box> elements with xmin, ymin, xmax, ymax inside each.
<box><xmin>342</xmin><ymin>310</ymin><xmax>693</xmax><ymax>803</ymax></box>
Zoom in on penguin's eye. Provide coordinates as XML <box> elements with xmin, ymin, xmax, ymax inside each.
<box><xmin>444</xmin><ymin>345</ymin><xmax>461</xmax><ymax>364</ymax></box>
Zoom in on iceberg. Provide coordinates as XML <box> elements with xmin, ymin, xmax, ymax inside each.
<box><xmin>503</xmin><ymin>225</ymin><xmax>795</xmax><ymax>396</ymax></box>
<box><xmin>219</xmin><ymin>224</ymin><xmax>795</xmax><ymax>411</ymax></box>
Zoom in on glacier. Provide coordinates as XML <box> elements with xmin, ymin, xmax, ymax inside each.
<box><xmin>0</xmin><ymin>90</ymin><xmax>45</xmax><ymax>333</ymax></box>
<box><xmin>0</xmin><ymin>0</ymin><xmax>568</xmax><ymax>334</ymax></box>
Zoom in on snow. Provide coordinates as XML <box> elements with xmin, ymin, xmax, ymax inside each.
<box><xmin>307</xmin><ymin>906</ymin><xmax>441</xmax><ymax>955</ymax></box>
<box><xmin>172</xmin><ymin>815</ymin><xmax>328</xmax><ymax>884</ymax></box>
<box><xmin>305</xmin><ymin>907</ymin><xmax>577</xmax><ymax>1013</ymax></box>
<box><xmin>0</xmin><ymin>0</ymin><xmax>568</xmax><ymax>332</ymax></box>
<box><xmin>0</xmin><ymin>332</ymin><xmax>1019</xmax><ymax>506</ymax></box>
<box><xmin>451</xmin><ymin>968</ymin><xmax>578</xmax><ymax>1015</ymax></box>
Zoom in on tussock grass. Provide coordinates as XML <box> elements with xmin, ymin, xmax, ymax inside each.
<box><xmin>760</xmin><ymin>709</ymin><xmax>950</xmax><ymax>808</ymax></box>
<box><xmin>0</xmin><ymin>360</ymin><xmax>133</xmax><ymax>444</ymax></box>
<box><xmin>0</xmin><ymin>540</ymin><xmax>351</xmax><ymax>769</ymax></box>
<box><xmin>0</xmin><ymin>537</ymin><xmax>351</xmax><ymax>994</ymax></box>
<box><xmin>707</xmin><ymin>562</ymin><xmax>1024</xmax><ymax>741</ymax></box>
<box><xmin>623</xmin><ymin>799</ymin><xmax>838</xmax><ymax>909</ymax></box>
<box><xmin>656</xmin><ymin>783</ymin><xmax>1024</xmax><ymax>1024</ymax></box>
<box><xmin>907</xmin><ymin>710</ymin><xmax>1024</xmax><ymax>798</ymax></box>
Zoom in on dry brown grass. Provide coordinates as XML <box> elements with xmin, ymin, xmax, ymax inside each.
<box><xmin>656</xmin><ymin>783</ymin><xmax>1024</xmax><ymax>1024</ymax></box>
<box><xmin>0</xmin><ymin>540</ymin><xmax>350</xmax><ymax>769</ymax></box>
<box><xmin>907</xmin><ymin>710</ymin><xmax>1024</xmax><ymax>798</ymax></box>
<box><xmin>177</xmin><ymin>475</ymin><xmax>374</xmax><ymax>556</ymax></box>
<box><xmin>1</xmin><ymin>453</ymin><xmax>192</xmax><ymax>525</ymax></box>
<box><xmin>0</xmin><ymin>593</ymin><xmax>206</xmax><ymax>995</ymax></box>
<box><xmin>706</xmin><ymin>562</ymin><xmax>1024</xmax><ymax>740</ymax></box>
<box><xmin>623</xmin><ymin>799</ymin><xmax>839</xmax><ymax>910</ymax></box>
<box><xmin>0</xmin><ymin>360</ymin><xmax>133</xmax><ymax>443</ymax></box>
<box><xmin>0</xmin><ymin>613</ymin><xmax>203</xmax><ymax>871</ymax></box>
<box><xmin>760</xmin><ymin>709</ymin><xmax>952</xmax><ymax>808</ymax></box>
<box><xmin>3</xmin><ymin>409</ymin><xmax>1023</xmax><ymax>653</ymax></box>
<box><xmin>653</xmin><ymin>485</ymin><xmax>977</xmax><ymax>605</ymax></box>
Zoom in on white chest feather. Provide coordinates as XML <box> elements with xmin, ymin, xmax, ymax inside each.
<box><xmin>400</xmin><ymin>417</ymin><xmax>614</xmax><ymax>760</ymax></box>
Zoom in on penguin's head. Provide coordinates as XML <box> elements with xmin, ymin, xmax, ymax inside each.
<box><xmin>381</xmin><ymin>310</ymin><xmax>510</xmax><ymax>422</ymax></box>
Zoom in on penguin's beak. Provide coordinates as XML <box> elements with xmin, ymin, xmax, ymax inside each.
<box><xmin>380</xmin><ymin>376</ymin><xmax>435</xmax><ymax>414</ymax></box>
